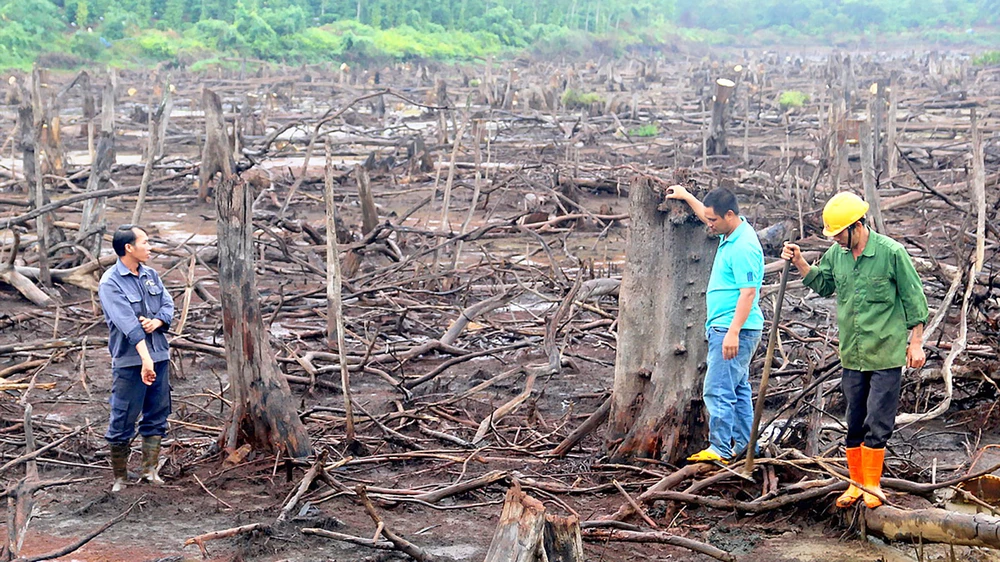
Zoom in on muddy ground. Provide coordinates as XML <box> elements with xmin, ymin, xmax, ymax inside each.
<box><xmin>1</xmin><ymin>45</ymin><xmax>999</xmax><ymax>561</ymax></box>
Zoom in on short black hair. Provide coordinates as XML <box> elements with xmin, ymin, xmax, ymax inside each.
<box><xmin>112</xmin><ymin>224</ymin><xmax>145</xmax><ymax>257</ymax></box>
<box><xmin>703</xmin><ymin>187</ymin><xmax>739</xmax><ymax>217</ymax></box>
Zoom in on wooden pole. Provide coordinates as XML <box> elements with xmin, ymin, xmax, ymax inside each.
<box><xmin>873</xmin><ymin>79</ymin><xmax>885</xmax><ymax>175</ymax></box>
<box><xmin>860</xmin><ymin>120</ymin><xmax>886</xmax><ymax>233</ymax></box>
<box><xmin>971</xmin><ymin>107</ymin><xmax>986</xmax><ymax>274</ymax></box>
<box><xmin>132</xmin><ymin>86</ymin><xmax>171</xmax><ymax>225</ymax></box>
<box><xmin>744</xmin><ymin>261</ymin><xmax>790</xmax><ymax>473</ymax></box>
<box><xmin>327</xmin><ymin>143</ymin><xmax>355</xmax><ymax>443</ymax></box>
<box><xmin>451</xmin><ymin>119</ymin><xmax>484</xmax><ymax>271</ymax></box>
<box><xmin>886</xmin><ymin>71</ymin><xmax>899</xmax><ymax>178</ymax></box>
<box><xmin>29</xmin><ymin>68</ymin><xmax>50</xmax><ymax>287</ymax></box>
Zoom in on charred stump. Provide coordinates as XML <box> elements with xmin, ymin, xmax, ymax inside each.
<box><xmin>606</xmin><ymin>175</ymin><xmax>716</xmax><ymax>464</ymax></box>
<box><xmin>483</xmin><ymin>482</ymin><xmax>583</xmax><ymax>562</ymax></box>
<box><xmin>205</xmin><ymin>88</ymin><xmax>311</xmax><ymax>458</ymax></box>
<box><xmin>199</xmin><ymin>88</ymin><xmax>236</xmax><ymax>202</ymax></box>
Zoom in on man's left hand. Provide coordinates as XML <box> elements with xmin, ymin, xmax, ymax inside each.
<box><xmin>723</xmin><ymin>330</ymin><xmax>740</xmax><ymax>361</ymax></box>
<box><xmin>138</xmin><ymin>316</ymin><xmax>164</xmax><ymax>334</ymax></box>
<box><xmin>906</xmin><ymin>341</ymin><xmax>926</xmax><ymax>369</ymax></box>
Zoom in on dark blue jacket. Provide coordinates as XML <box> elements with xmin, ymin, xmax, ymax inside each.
<box><xmin>98</xmin><ymin>260</ymin><xmax>174</xmax><ymax>369</ymax></box>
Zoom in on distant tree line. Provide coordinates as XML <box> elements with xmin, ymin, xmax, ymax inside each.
<box><xmin>0</xmin><ymin>0</ymin><xmax>997</xmax><ymax>69</ymax></box>
<box><xmin>675</xmin><ymin>0</ymin><xmax>998</xmax><ymax>35</ymax></box>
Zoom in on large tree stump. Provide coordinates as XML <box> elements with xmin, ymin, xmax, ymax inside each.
<box><xmin>606</xmin><ymin>175</ymin><xmax>716</xmax><ymax>464</ymax></box>
<box><xmin>205</xmin><ymin>88</ymin><xmax>312</xmax><ymax>458</ymax></box>
<box><xmin>706</xmin><ymin>78</ymin><xmax>736</xmax><ymax>156</ymax></box>
<box><xmin>483</xmin><ymin>482</ymin><xmax>583</xmax><ymax>562</ymax></box>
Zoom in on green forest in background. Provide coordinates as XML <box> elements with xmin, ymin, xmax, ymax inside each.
<box><xmin>1</xmin><ymin>0</ymin><xmax>998</xmax><ymax>70</ymax></box>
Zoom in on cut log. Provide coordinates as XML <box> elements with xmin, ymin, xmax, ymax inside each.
<box><xmin>606</xmin><ymin>175</ymin><xmax>716</xmax><ymax>464</ymax></box>
<box><xmin>483</xmin><ymin>482</ymin><xmax>583</xmax><ymax>562</ymax></box>
<box><xmin>864</xmin><ymin>505</ymin><xmax>1000</xmax><ymax>549</ymax></box>
<box><xmin>706</xmin><ymin>78</ymin><xmax>735</xmax><ymax>156</ymax></box>
<box><xmin>204</xmin><ymin>88</ymin><xmax>311</xmax><ymax>458</ymax></box>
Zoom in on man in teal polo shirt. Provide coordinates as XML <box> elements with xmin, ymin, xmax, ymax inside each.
<box><xmin>667</xmin><ymin>185</ymin><xmax>765</xmax><ymax>464</ymax></box>
<box><xmin>782</xmin><ymin>192</ymin><xmax>928</xmax><ymax>508</ymax></box>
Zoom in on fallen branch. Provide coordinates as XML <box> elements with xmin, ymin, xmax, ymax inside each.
<box><xmin>301</xmin><ymin>527</ymin><xmax>394</xmax><ymax>549</ymax></box>
<box><xmin>184</xmin><ymin>523</ymin><xmax>265</xmax><ymax>559</ymax></box>
<box><xmin>0</xmin><ymin>185</ymin><xmax>141</xmax><ymax>230</ymax></box>
<box><xmin>356</xmin><ymin>485</ymin><xmax>436</xmax><ymax>562</ymax></box>
<box><xmin>603</xmin><ymin>463</ymin><xmax>713</xmax><ymax>522</ymax></box>
<box><xmin>411</xmin><ymin>470</ymin><xmax>508</xmax><ymax>504</ymax></box>
<box><xmin>581</xmin><ymin>528</ymin><xmax>736</xmax><ymax>562</ymax></box>
<box><xmin>276</xmin><ymin>451</ymin><xmax>328</xmax><ymax>524</ymax></box>
<box><xmin>548</xmin><ymin>396</ymin><xmax>611</xmax><ymax>457</ymax></box>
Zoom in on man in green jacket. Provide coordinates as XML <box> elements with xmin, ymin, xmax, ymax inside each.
<box><xmin>781</xmin><ymin>192</ymin><xmax>928</xmax><ymax>509</ymax></box>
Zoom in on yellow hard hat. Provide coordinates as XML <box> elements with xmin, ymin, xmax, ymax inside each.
<box><xmin>822</xmin><ymin>192</ymin><xmax>869</xmax><ymax>236</ymax></box>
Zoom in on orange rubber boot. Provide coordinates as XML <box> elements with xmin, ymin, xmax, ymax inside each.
<box><xmin>835</xmin><ymin>447</ymin><xmax>863</xmax><ymax>508</ymax></box>
<box><xmin>861</xmin><ymin>445</ymin><xmax>886</xmax><ymax>508</ymax></box>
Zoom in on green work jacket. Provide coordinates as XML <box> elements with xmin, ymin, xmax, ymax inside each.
<box><xmin>803</xmin><ymin>231</ymin><xmax>929</xmax><ymax>371</ymax></box>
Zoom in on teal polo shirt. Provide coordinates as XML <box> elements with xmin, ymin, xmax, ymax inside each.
<box><xmin>706</xmin><ymin>217</ymin><xmax>765</xmax><ymax>331</ymax></box>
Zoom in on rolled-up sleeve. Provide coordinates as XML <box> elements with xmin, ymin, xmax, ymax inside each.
<box><xmin>895</xmin><ymin>248</ymin><xmax>929</xmax><ymax>329</ymax></box>
<box><xmin>803</xmin><ymin>248</ymin><xmax>837</xmax><ymax>297</ymax></box>
<box><xmin>98</xmin><ymin>281</ymin><xmax>145</xmax><ymax>346</ymax></box>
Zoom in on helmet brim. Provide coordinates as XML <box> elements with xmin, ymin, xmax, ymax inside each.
<box><xmin>822</xmin><ymin>202</ymin><xmax>870</xmax><ymax>237</ymax></box>
<box><xmin>823</xmin><ymin>225</ymin><xmax>845</xmax><ymax>237</ymax></box>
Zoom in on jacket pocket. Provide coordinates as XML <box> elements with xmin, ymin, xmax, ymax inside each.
<box><xmin>145</xmin><ymin>282</ymin><xmax>162</xmax><ymax>315</ymax></box>
<box><xmin>124</xmin><ymin>287</ymin><xmax>143</xmax><ymax>314</ymax></box>
<box><xmin>866</xmin><ymin>276</ymin><xmax>893</xmax><ymax>303</ymax></box>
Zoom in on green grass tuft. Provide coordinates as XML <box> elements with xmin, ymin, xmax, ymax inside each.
<box><xmin>779</xmin><ymin>90</ymin><xmax>809</xmax><ymax>109</ymax></box>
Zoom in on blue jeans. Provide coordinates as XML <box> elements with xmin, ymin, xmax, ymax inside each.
<box><xmin>704</xmin><ymin>327</ymin><xmax>762</xmax><ymax>459</ymax></box>
<box><xmin>105</xmin><ymin>360</ymin><xmax>171</xmax><ymax>444</ymax></box>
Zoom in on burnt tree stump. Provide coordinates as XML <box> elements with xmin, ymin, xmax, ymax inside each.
<box><xmin>483</xmin><ymin>482</ymin><xmax>583</xmax><ymax>562</ymax></box>
<box><xmin>204</xmin><ymin>88</ymin><xmax>312</xmax><ymax>458</ymax></box>
<box><xmin>606</xmin><ymin>175</ymin><xmax>716</xmax><ymax>464</ymax></box>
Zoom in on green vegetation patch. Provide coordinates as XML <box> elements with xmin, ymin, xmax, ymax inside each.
<box><xmin>973</xmin><ymin>51</ymin><xmax>1000</xmax><ymax>66</ymax></box>
<box><xmin>629</xmin><ymin>124</ymin><xmax>659</xmax><ymax>137</ymax></box>
<box><xmin>779</xmin><ymin>90</ymin><xmax>809</xmax><ymax>109</ymax></box>
<box><xmin>561</xmin><ymin>88</ymin><xmax>604</xmax><ymax>110</ymax></box>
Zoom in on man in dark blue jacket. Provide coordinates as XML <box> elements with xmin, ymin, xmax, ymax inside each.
<box><xmin>98</xmin><ymin>225</ymin><xmax>175</xmax><ymax>492</ymax></box>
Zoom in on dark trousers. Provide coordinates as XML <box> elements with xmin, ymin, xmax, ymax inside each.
<box><xmin>841</xmin><ymin>367</ymin><xmax>902</xmax><ymax>449</ymax></box>
<box><xmin>105</xmin><ymin>360</ymin><xmax>171</xmax><ymax>444</ymax></box>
